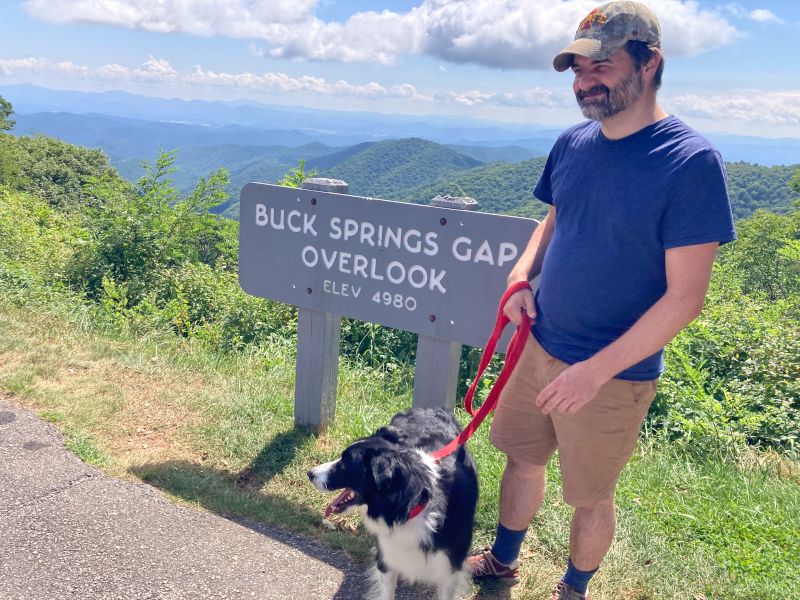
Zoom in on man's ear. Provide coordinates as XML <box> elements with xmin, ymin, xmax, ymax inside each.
<box><xmin>643</xmin><ymin>49</ymin><xmax>662</xmax><ymax>84</ymax></box>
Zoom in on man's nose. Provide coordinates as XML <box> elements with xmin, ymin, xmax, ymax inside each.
<box><xmin>575</xmin><ymin>74</ymin><xmax>597</xmax><ymax>91</ymax></box>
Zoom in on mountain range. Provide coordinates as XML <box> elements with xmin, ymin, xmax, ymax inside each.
<box><xmin>5</xmin><ymin>83</ymin><xmax>800</xmax><ymax>166</ymax></box>
<box><xmin>2</xmin><ymin>84</ymin><xmax>798</xmax><ymax>221</ymax></box>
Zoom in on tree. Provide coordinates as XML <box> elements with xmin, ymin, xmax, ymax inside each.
<box><xmin>67</xmin><ymin>149</ymin><xmax>232</xmax><ymax>301</ymax></box>
<box><xmin>10</xmin><ymin>135</ymin><xmax>120</xmax><ymax>209</ymax></box>
<box><xmin>714</xmin><ymin>171</ymin><xmax>800</xmax><ymax>302</ymax></box>
<box><xmin>0</xmin><ymin>95</ymin><xmax>14</xmax><ymax>132</ymax></box>
<box><xmin>277</xmin><ymin>159</ymin><xmax>316</xmax><ymax>188</ymax></box>
<box><xmin>790</xmin><ymin>167</ymin><xmax>800</xmax><ymax>196</ymax></box>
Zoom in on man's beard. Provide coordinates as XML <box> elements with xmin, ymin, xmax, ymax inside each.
<box><xmin>576</xmin><ymin>69</ymin><xmax>644</xmax><ymax>121</ymax></box>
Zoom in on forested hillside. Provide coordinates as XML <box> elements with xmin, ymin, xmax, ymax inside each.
<box><xmin>382</xmin><ymin>158</ymin><xmax>549</xmax><ymax>218</ymax></box>
<box><xmin>12</xmin><ymin>112</ymin><xmax>337</xmax><ymax>202</ymax></box>
<box><xmin>320</xmin><ymin>137</ymin><xmax>482</xmax><ymax>198</ymax></box>
<box><xmin>9</xmin><ymin>108</ymin><xmax>799</xmax><ymax>222</ymax></box>
<box><xmin>726</xmin><ymin>161</ymin><xmax>798</xmax><ymax>218</ymax></box>
<box><xmin>443</xmin><ymin>143</ymin><xmax>545</xmax><ymax>163</ymax></box>
<box><xmin>306</xmin><ymin>141</ymin><xmax>376</xmax><ymax>171</ymax></box>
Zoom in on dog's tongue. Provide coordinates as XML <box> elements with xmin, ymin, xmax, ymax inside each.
<box><xmin>324</xmin><ymin>488</ymin><xmax>353</xmax><ymax>519</ymax></box>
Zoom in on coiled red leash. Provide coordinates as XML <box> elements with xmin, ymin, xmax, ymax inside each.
<box><xmin>431</xmin><ymin>280</ymin><xmax>532</xmax><ymax>461</ymax></box>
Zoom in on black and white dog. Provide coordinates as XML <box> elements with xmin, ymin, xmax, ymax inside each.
<box><xmin>308</xmin><ymin>408</ymin><xmax>478</xmax><ymax>600</ymax></box>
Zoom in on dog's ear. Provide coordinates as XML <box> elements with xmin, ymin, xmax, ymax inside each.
<box><xmin>368</xmin><ymin>451</ymin><xmax>432</xmax><ymax>526</ymax></box>
<box><xmin>372</xmin><ymin>426</ymin><xmax>403</xmax><ymax>445</ymax></box>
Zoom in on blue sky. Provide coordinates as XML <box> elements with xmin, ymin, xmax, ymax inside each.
<box><xmin>1</xmin><ymin>0</ymin><xmax>798</xmax><ymax>138</ymax></box>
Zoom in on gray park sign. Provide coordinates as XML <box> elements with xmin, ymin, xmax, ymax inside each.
<box><xmin>239</xmin><ymin>181</ymin><xmax>538</xmax><ymax>429</ymax></box>
<box><xmin>239</xmin><ymin>183</ymin><xmax>537</xmax><ymax>349</ymax></box>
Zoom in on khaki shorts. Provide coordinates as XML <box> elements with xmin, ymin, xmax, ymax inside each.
<box><xmin>490</xmin><ymin>334</ymin><xmax>657</xmax><ymax>507</ymax></box>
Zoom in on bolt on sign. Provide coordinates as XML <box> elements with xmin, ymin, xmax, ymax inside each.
<box><xmin>239</xmin><ymin>184</ymin><xmax>538</xmax><ymax>349</ymax></box>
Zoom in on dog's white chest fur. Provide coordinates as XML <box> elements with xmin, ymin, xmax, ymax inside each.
<box><xmin>369</xmin><ymin>519</ymin><xmax>449</xmax><ymax>584</ymax></box>
<box><xmin>364</xmin><ymin>515</ymin><xmax>467</xmax><ymax>600</ymax></box>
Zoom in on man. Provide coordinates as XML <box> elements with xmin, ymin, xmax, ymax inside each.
<box><xmin>467</xmin><ymin>2</ymin><xmax>736</xmax><ymax>599</ymax></box>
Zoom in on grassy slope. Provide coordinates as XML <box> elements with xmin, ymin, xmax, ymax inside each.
<box><xmin>1</xmin><ymin>293</ymin><xmax>797</xmax><ymax>599</ymax></box>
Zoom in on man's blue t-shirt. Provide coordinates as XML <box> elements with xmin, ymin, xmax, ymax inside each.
<box><xmin>532</xmin><ymin>115</ymin><xmax>736</xmax><ymax>381</ymax></box>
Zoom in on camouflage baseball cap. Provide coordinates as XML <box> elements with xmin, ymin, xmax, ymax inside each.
<box><xmin>553</xmin><ymin>1</ymin><xmax>661</xmax><ymax>72</ymax></box>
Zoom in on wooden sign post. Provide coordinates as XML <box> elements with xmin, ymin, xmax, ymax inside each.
<box><xmin>294</xmin><ymin>179</ymin><xmax>347</xmax><ymax>430</ymax></box>
<box><xmin>413</xmin><ymin>195</ymin><xmax>479</xmax><ymax>410</ymax></box>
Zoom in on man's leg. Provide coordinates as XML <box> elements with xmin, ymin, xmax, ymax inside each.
<box><xmin>468</xmin><ymin>457</ymin><xmax>546</xmax><ymax>578</ymax></box>
<box><xmin>548</xmin><ymin>500</ymin><xmax>613</xmax><ymax>597</ymax></box>
<box><xmin>569</xmin><ymin>498</ymin><xmax>615</xmax><ymax>571</ymax></box>
<box><xmin>472</xmin><ymin>335</ymin><xmax>558</xmax><ymax>580</ymax></box>
<box><xmin>499</xmin><ymin>457</ymin><xmax>546</xmax><ymax>530</ymax></box>
<box><xmin>489</xmin><ymin>457</ymin><xmax>546</xmax><ymax>566</ymax></box>
<box><xmin>552</xmin><ymin>378</ymin><xmax>658</xmax><ymax>597</ymax></box>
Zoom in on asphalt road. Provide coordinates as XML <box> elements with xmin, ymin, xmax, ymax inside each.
<box><xmin>0</xmin><ymin>397</ymin><xmax>436</xmax><ymax>600</ymax></box>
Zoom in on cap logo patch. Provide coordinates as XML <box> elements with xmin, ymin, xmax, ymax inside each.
<box><xmin>579</xmin><ymin>8</ymin><xmax>608</xmax><ymax>30</ymax></box>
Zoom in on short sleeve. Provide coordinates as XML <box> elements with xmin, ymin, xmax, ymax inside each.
<box><xmin>533</xmin><ymin>141</ymin><xmax>561</xmax><ymax>205</ymax></box>
<box><xmin>661</xmin><ymin>150</ymin><xmax>736</xmax><ymax>249</ymax></box>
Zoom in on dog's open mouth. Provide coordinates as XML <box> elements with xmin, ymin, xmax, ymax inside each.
<box><xmin>324</xmin><ymin>488</ymin><xmax>362</xmax><ymax>518</ymax></box>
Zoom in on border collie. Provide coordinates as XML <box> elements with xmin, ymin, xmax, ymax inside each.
<box><xmin>308</xmin><ymin>408</ymin><xmax>478</xmax><ymax>600</ymax></box>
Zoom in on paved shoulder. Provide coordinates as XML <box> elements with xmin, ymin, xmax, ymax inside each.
<box><xmin>0</xmin><ymin>398</ymin><xmax>432</xmax><ymax>600</ymax></box>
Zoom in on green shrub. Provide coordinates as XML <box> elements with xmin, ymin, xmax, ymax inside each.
<box><xmin>148</xmin><ymin>262</ymin><xmax>296</xmax><ymax>350</ymax></box>
<box><xmin>649</xmin><ymin>202</ymin><xmax>800</xmax><ymax>454</ymax></box>
<box><xmin>65</xmin><ymin>151</ymin><xmax>232</xmax><ymax>302</ymax></box>
<box><xmin>0</xmin><ymin>187</ymin><xmax>82</xmax><ymax>288</ymax></box>
<box><xmin>715</xmin><ymin>208</ymin><xmax>800</xmax><ymax>301</ymax></box>
<box><xmin>4</xmin><ymin>134</ymin><xmax>121</xmax><ymax>210</ymax></box>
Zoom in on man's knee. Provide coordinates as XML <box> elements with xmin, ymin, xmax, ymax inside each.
<box><xmin>573</xmin><ymin>497</ymin><xmax>615</xmax><ymax>517</ymax></box>
<box><xmin>505</xmin><ymin>456</ymin><xmax>546</xmax><ymax>479</ymax></box>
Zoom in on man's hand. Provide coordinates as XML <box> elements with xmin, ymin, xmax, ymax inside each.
<box><xmin>503</xmin><ymin>287</ymin><xmax>536</xmax><ymax>327</ymax></box>
<box><xmin>535</xmin><ymin>361</ymin><xmax>609</xmax><ymax>415</ymax></box>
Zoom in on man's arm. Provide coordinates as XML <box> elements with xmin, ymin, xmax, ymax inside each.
<box><xmin>535</xmin><ymin>241</ymin><xmax>719</xmax><ymax>414</ymax></box>
<box><xmin>504</xmin><ymin>205</ymin><xmax>557</xmax><ymax>325</ymax></box>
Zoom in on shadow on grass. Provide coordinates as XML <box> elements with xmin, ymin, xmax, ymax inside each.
<box><xmin>129</xmin><ymin>456</ymin><xmax>379</xmax><ymax>599</ymax></box>
<box><xmin>473</xmin><ymin>581</ymin><xmax>513</xmax><ymax>599</ymax></box>
<box><xmin>129</xmin><ymin>427</ymin><xmax>469</xmax><ymax>599</ymax></box>
<box><xmin>234</xmin><ymin>426</ymin><xmax>314</xmax><ymax>490</ymax></box>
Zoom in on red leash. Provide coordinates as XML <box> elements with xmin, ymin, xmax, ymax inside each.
<box><xmin>407</xmin><ymin>281</ymin><xmax>532</xmax><ymax>520</ymax></box>
<box><xmin>431</xmin><ymin>280</ymin><xmax>532</xmax><ymax>461</ymax></box>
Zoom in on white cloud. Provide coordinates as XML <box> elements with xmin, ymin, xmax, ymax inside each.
<box><xmin>433</xmin><ymin>87</ymin><xmax>570</xmax><ymax>109</ymax></box>
<box><xmin>0</xmin><ymin>54</ymin><xmax>575</xmax><ymax>110</ymax></box>
<box><xmin>667</xmin><ymin>91</ymin><xmax>800</xmax><ymax>126</ymax></box>
<box><xmin>134</xmin><ymin>56</ymin><xmax>177</xmax><ymax>81</ymax></box>
<box><xmin>0</xmin><ymin>57</ymin><xmax>50</xmax><ymax>76</ymax></box>
<box><xmin>22</xmin><ymin>0</ymin><xmax>318</xmax><ymax>33</ymax></box>
<box><xmin>23</xmin><ymin>0</ymin><xmax>741</xmax><ymax>70</ymax></box>
<box><xmin>95</xmin><ymin>63</ymin><xmax>131</xmax><ymax>80</ymax></box>
<box><xmin>0</xmin><ymin>57</ymin><xmax>90</xmax><ymax>77</ymax></box>
<box><xmin>748</xmin><ymin>9</ymin><xmax>783</xmax><ymax>24</ymax></box>
<box><xmin>0</xmin><ymin>56</ymin><xmax>175</xmax><ymax>82</ymax></box>
<box><xmin>723</xmin><ymin>4</ymin><xmax>784</xmax><ymax>24</ymax></box>
<box><xmin>186</xmin><ymin>65</ymin><xmax>415</xmax><ymax>99</ymax></box>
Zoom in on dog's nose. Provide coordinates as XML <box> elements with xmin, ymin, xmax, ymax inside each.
<box><xmin>307</xmin><ymin>469</ymin><xmax>315</xmax><ymax>482</ymax></box>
